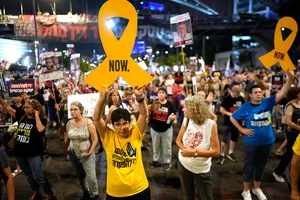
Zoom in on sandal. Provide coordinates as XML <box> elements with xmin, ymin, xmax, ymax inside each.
<box><xmin>12</xmin><ymin>169</ymin><xmax>22</xmax><ymax>178</ymax></box>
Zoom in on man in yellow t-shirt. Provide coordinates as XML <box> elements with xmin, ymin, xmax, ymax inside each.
<box><xmin>93</xmin><ymin>85</ymin><xmax>150</xmax><ymax>199</ymax></box>
<box><xmin>291</xmin><ymin>134</ymin><xmax>300</xmax><ymax>200</ymax></box>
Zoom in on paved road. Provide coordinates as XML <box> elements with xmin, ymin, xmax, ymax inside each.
<box><xmin>1</xmin><ymin>118</ymin><xmax>291</xmax><ymax>200</ymax></box>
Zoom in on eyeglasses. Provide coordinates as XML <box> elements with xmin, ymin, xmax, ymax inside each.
<box><xmin>70</xmin><ymin>108</ymin><xmax>79</xmax><ymax>111</ymax></box>
<box><xmin>114</xmin><ymin>121</ymin><xmax>130</xmax><ymax>128</ymax></box>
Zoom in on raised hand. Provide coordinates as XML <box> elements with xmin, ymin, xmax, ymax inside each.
<box><xmin>133</xmin><ymin>86</ymin><xmax>144</xmax><ymax>98</ymax></box>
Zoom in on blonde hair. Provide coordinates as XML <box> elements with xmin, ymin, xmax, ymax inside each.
<box><xmin>124</xmin><ymin>88</ymin><xmax>133</xmax><ymax>98</ymax></box>
<box><xmin>184</xmin><ymin>95</ymin><xmax>211</xmax><ymax>126</ymax></box>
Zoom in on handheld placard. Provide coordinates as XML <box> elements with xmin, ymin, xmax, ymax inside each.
<box><xmin>84</xmin><ymin>0</ymin><xmax>154</xmax><ymax>92</ymax></box>
<box><xmin>259</xmin><ymin>17</ymin><xmax>298</xmax><ymax>72</ymax></box>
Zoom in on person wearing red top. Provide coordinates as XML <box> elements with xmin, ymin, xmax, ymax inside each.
<box><xmin>172</xmin><ymin>83</ymin><xmax>183</xmax><ymax>108</ymax></box>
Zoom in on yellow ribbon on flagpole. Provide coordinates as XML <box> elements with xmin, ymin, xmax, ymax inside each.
<box><xmin>259</xmin><ymin>17</ymin><xmax>298</xmax><ymax>72</ymax></box>
<box><xmin>84</xmin><ymin>0</ymin><xmax>154</xmax><ymax>91</ymax></box>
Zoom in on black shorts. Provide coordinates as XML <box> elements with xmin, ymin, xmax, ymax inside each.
<box><xmin>222</xmin><ymin>125</ymin><xmax>240</xmax><ymax>143</ymax></box>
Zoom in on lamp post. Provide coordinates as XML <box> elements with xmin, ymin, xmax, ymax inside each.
<box><xmin>32</xmin><ymin>0</ymin><xmax>39</xmax><ymax>65</ymax></box>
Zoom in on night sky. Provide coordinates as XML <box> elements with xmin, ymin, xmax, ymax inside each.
<box><xmin>2</xmin><ymin>0</ymin><xmax>107</xmax><ymax>15</ymax></box>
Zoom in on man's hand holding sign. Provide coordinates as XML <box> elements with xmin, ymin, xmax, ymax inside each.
<box><xmin>259</xmin><ymin>17</ymin><xmax>298</xmax><ymax>72</ymax></box>
<box><xmin>84</xmin><ymin>0</ymin><xmax>154</xmax><ymax>91</ymax></box>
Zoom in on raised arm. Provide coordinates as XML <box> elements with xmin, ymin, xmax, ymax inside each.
<box><xmin>276</xmin><ymin>70</ymin><xmax>294</xmax><ymax>103</ymax></box>
<box><xmin>0</xmin><ymin>96</ymin><xmax>16</xmax><ymax>119</ymax></box>
<box><xmin>134</xmin><ymin>86</ymin><xmax>148</xmax><ymax>133</ymax></box>
<box><xmin>93</xmin><ymin>86</ymin><xmax>109</xmax><ymax>138</ymax></box>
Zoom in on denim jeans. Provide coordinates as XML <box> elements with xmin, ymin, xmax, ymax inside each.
<box><xmin>69</xmin><ymin>151</ymin><xmax>99</xmax><ymax>196</ymax></box>
<box><xmin>178</xmin><ymin>161</ymin><xmax>213</xmax><ymax>200</ymax></box>
<box><xmin>243</xmin><ymin>143</ymin><xmax>273</xmax><ymax>182</ymax></box>
<box><xmin>150</xmin><ymin>127</ymin><xmax>173</xmax><ymax>164</ymax></box>
<box><xmin>16</xmin><ymin>155</ymin><xmax>53</xmax><ymax>195</ymax></box>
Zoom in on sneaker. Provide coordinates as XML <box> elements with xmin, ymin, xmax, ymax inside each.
<box><xmin>241</xmin><ymin>190</ymin><xmax>252</xmax><ymax>200</ymax></box>
<box><xmin>252</xmin><ymin>188</ymin><xmax>267</xmax><ymax>200</ymax></box>
<box><xmin>275</xmin><ymin>129</ymin><xmax>282</xmax><ymax>133</ymax></box>
<box><xmin>216</xmin><ymin>156</ymin><xmax>225</xmax><ymax>165</ymax></box>
<box><xmin>149</xmin><ymin>161</ymin><xmax>159</xmax><ymax>168</ymax></box>
<box><xmin>162</xmin><ymin>163</ymin><xmax>172</xmax><ymax>171</ymax></box>
<box><xmin>227</xmin><ymin>153</ymin><xmax>237</xmax><ymax>162</ymax></box>
<box><xmin>43</xmin><ymin>151</ymin><xmax>50</xmax><ymax>158</ymax></box>
<box><xmin>275</xmin><ymin>151</ymin><xmax>284</xmax><ymax>156</ymax></box>
<box><xmin>272</xmin><ymin>172</ymin><xmax>285</xmax><ymax>182</ymax></box>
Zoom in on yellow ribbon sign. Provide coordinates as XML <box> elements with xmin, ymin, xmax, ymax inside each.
<box><xmin>259</xmin><ymin>17</ymin><xmax>298</xmax><ymax>72</ymax></box>
<box><xmin>84</xmin><ymin>0</ymin><xmax>154</xmax><ymax>91</ymax></box>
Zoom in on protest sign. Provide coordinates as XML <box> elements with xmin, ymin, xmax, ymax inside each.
<box><xmin>272</xmin><ymin>75</ymin><xmax>283</xmax><ymax>90</ymax></box>
<box><xmin>212</xmin><ymin>71</ymin><xmax>222</xmax><ymax>78</ymax></box>
<box><xmin>40</xmin><ymin>71</ymin><xmax>64</xmax><ymax>82</ymax></box>
<box><xmin>84</xmin><ymin>0</ymin><xmax>154</xmax><ymax>92</ymax></box>
<box><xmin>259</xmin><ymin>17</ymin><xmax>298</xmax><ymax>72</ymax></box>
<box><xmin>8</xmin><ymin>79</ymin><xmax>34</xmax><ymax>97</ymax></box>
<box><xmin>67</xmin><ymin>93</ymin><xmax>100</xmax><ymax>118</ymax></box>
<box><xmin>170</xmin><ymin>13</ymin><xmax>193</xmax><ymax>48</ymax></box>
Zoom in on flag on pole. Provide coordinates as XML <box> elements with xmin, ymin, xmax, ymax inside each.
<box><xmin>212</xmin><ymin>61</ymin><xmax>216</xmax><ymax>71</ymax></box>
<box><xmin>198</xmin><ymin>57</ymin><xmax>205</xmax><ymax>72</ymax></box>
<box><xmin>225</xmin><ymin>57</ymin><xmax>231</xmax><ymax>77</ymax></box>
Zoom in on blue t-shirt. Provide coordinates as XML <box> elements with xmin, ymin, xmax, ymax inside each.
<box><xmin>232</xmin><ymin>95</ymin><xmax>276</xmax><ymax>145</ymax></box>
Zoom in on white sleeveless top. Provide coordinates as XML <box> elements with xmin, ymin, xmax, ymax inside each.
<box><xmin>178</xmin><ymin>118</ymin><xmax>215</xmax><ymax>174</ymax></box>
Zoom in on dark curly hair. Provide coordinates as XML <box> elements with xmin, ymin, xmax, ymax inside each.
<box><xmin>111</xmin><ymin>108</ymin><xmax>131</xmax><ymax>125</ymax></box>
<box><xmin>287</xmin><ymin>87</ymin><xmax>300</xmax><ymax>101</ymax></box>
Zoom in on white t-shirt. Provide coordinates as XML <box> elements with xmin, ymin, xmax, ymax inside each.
<box><xmin>178</xmin><ymin>118</ymin><xmax>215</xmax><ymax>174</ymax></box>
<box><xmin>165</xmin><ymin>79</ymin><xmax>175</xmax><ymax>95</ymax></box>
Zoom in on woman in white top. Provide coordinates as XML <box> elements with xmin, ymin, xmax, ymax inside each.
<box><xmin>176</xmin><ymin>95</ymin><xmax>220</xmax><ymax>200</ymax></box>
<box><xmin>66</xmin><ymin>101</ymin><xmax>100</xmax><ymax>200</ymax></box>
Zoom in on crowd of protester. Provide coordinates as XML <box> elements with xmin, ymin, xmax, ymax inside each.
<box><xmin>0</xmin><ymin>64</ymin><xmax>300</xmax><ymax>200</ymax></box>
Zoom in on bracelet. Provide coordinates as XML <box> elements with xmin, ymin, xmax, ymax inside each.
<box><xmin>136</xmin><ymin>97</ymin><xmax>145</xmax><ymax>103</ymax></box>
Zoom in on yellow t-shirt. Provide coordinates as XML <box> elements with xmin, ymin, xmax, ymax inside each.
<box><xmin>293</xmin><ymin>134</ymin><xmax>300</xmax><ymax>156</ymax></box>
<box><xmin>101</xmin><ymin>125</ymin><xmax>149</xmax><ymax>197</ymax></box>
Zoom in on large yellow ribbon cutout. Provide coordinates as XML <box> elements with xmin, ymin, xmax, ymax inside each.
<box><xmin>84</xmin><ymin>0</ymin><xmax>154</xmax><ymax>91</ymax></box>
<box><xmin>259</xmin><ymin>17</ymin><xmax>298</xmax><ymax>72</ymax></box>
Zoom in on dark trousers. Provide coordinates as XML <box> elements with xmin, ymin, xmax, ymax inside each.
<box><xmin>275</xmin><ymin>131</ymin><xmax>299</xmax><ymax>176</ymax></box>
<box><xmin>243</xmin><ymin>143</ymin><xmax>273</xmax><ymax>182</ymax></box>
<box><xmin>178</xmin><ymin>161</ymin><xmax>213</xmax><ymax>200</ymax></box>
<box><xmin>106</xmin><ymin>187</ymin><xmax>151</xmax><ymax>200</ymax></box>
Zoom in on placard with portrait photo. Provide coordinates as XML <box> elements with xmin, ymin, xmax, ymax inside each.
<box><xmin>170</xmin><ymin>13</ymin><xmax>194</xmax><ymax>48</ymax></box>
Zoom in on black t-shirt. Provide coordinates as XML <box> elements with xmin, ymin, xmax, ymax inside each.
<box><xmin>30</xmin><ymin>94</ymin><xmax>45</xmax><ymax>107</ymax></box>
<box><xmin>150</xmin><ymin>100</ymin><xmax>175</xmax><ymax>132</ymax></box>
<box><xmin>13</xmin><ymin>116</ymin><xmax>47</xmax><ymax>158</ymax></box>
<box><xmin>221</xmin><ymin>95</ymin><xmax>245</xmax><ymax>126</ymax></box>
<box><xmin>11</xmin><ymin>104</ymin><xmax>25</xmax><ymax>123</ymax></box>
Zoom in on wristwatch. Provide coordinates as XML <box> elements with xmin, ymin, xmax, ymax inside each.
<box><xmin>194</xmin><ymin>149</ymin><xmax>198</xmax><ymax>157</ymax></box>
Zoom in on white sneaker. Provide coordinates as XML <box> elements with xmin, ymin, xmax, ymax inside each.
<box><xmin>252</xmin><ymin>188</ymin><xmax>267</xmax><ymax>200</ymax></box>
<box><xmin>241</xmin><ymin>190</ymin><xmax>252</xmax><ymax>200</ymax></box>
<box><xmin>273</xmin><ymin>172</ymin><xmax>285</xmax><ymax>182</ymax></box>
